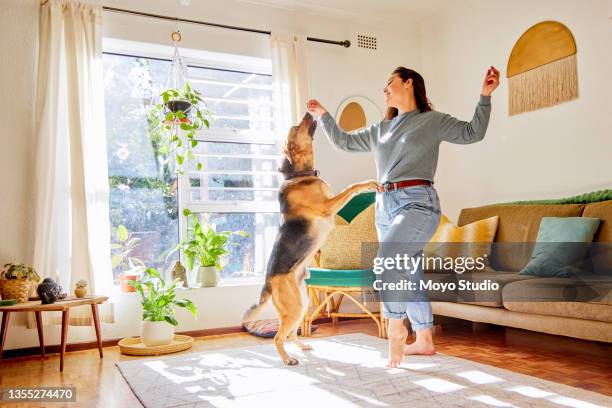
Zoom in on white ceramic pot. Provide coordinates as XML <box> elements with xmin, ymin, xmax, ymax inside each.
<box><xmin>140</xmin><ymin>320</ymin><xmax>175</xmax><ymax>346</ymax></box>
<box><xmin>195</xmin><ymin>265</ymin><xmax>220</xmax><ymax>287</ymax></box>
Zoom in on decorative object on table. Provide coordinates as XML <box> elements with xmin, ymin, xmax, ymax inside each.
<box><xmin>170</xmin><ymin>209</ymin><xmax>248</xmax><ymax>288</ymax></box>
<box><xmin>243</xmin><ymin>319</ymin><xmax>317</xmax><ymax>338</ymax></box>
<box><xmin>118</xmin><ymin>334</ymin><xmax>193</xmax><ymax>356</ymax></box>
<box><xmin>74</xmin><ymin>279</ymin><xmax>88</xmax><ymax>298</ymax></box>
<box><xmin>335</xmin><ymin>95</ymin><xmax>382</xmax><ymax>132</ymax></box>
<box><xmin>147</xmin><ymin>31</ymin><xmax>213</xmax><ymax>175</ymax></box>
<box><xmin>36</xmin><ymin>277</ymin><xmax>67</xmax><ymax>304</ymax></box>
<box><xmin>111</xmin><ymin>224</ymin><xmax>146</xmax><ymax>292</ymax></box>
<box><xmin>507</xmin><ymin>20</ymin><xmax>578</xmax><ymax>115</ymax></box>
<box><xmin>170</xmin><ymin>261</ymin><xmax>188</xmax><ymax>288</ymax></box>
<box><xmin>0</xmin><ymin>263</ymin><xmax>41</xmax><ymax>303</ymax></box>
<box><xmin>0</xmin><ymin>299</ymin><xmax>17</xmax><ymax>306</ymax></box>
<box><xmin>129</xmin><ymin>268</ymin><xmax>197</xmax><ymax>347</ymax></box>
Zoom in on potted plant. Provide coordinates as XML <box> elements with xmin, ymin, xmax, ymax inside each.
<box><xmin>171</xmin><ymin>209</ymin><xmax>248</xmax><ymax>287</ymax></box>
<box><xmin>111</xmin><ymin>225</ymin><xmax>146</xmax><ymax>292</ymax></box>
<box><xmin>148</xmin><ymin>82</ymin><xmax>212</xmax><ymax>175</ymax></box>
<box><xmin>129</xmin><ymin>268</ymin><xmax>197</xmax><ymax>346</ymax></box>
<box><xmin>0</xmin><ymin>263</ymin><xmax>41</xmax><ymax>303</ymax></box>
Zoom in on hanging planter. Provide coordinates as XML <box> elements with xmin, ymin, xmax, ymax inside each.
<box><xmin>165</xmin><ymin>100</ymin><xmax>192</xmax><ymax>116</ymax></box>
<box><xmin>147</xmin><ymin>31</ymin><xmax>212</xmax><ymax>175</ymax></box>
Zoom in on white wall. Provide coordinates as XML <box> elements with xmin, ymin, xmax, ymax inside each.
<box><xmin>0</xmin><ymin>0</ymin><xmax>419</xmax><ymax>350</ymax></box>
<box><xmin>420</xmin><ymin>0</ymin><xmax>612</xmax><ymax>223</ymax></box>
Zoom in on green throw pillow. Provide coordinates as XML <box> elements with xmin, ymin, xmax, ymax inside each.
<box><xmin>520</xmin><ymin>217</ymin><xmax>601</xmax><ymax>277</ymax></box>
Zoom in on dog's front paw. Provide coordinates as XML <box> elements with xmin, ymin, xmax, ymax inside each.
<box><xmin>284</xmin><ymin>356</ymin><xmax>299</xmax><ymax>365</ymax></box>
<box><xmin>362</xmin><ymin>180</ymin><xmax>380</xmax><ymax>192</ymax></box>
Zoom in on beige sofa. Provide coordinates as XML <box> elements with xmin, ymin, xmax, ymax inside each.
<box><xmin>427</xmin><ymin>200</ymin><xmax>612</xmax><ymax>343</ymax></box>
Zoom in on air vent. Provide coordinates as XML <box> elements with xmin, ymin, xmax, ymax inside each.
<box><xmin>357</xmin><ymin>34</ymin><xmax>377</xmax><ymax>50</ymax></box>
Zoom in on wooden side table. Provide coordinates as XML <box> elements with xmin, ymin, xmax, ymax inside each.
<box><xmin>0</xmin><ymin>296</ymin><xmax>108</xmax><ymax>371</ymax></box>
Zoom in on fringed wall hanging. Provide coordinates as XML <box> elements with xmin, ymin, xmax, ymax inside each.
<box><xmin>507</xmin><ymin>21</ymin><xmax>578</xmax><ymax>116</ymax></box>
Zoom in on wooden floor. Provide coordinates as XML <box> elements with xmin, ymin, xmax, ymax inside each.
<box><xmin>0</xmin><ymin>320</ymin><xmax>610</xmax><ymax>407</ymax></box>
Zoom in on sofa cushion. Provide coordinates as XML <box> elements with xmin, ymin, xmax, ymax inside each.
<box><xmin>424</xmin><ymin>215</ymin><xmax>498</xmax><ymax>273</ymax></box>
<box><xmin>457</xmin><ymin>204</ymin><xmax>585</xmax><ymax>271</ymax></box>
<box><xmin>520</xmin><ymin>217</ymin><xmax>601</xmax><ymax>277</ymax></box>
<box><xmin>582</xmin><ymin>200</ymin><xmax>612</xmax><ymax>274</ymax></box>
<box><xmin>503</xmin><ymin>277</ymin><xmax>612</xmax><ymax>323</ymax></box>
<box><xmin>423</xmin><ymin>271</ymin><xmax>535</xmax><ymax>307</ymax></box>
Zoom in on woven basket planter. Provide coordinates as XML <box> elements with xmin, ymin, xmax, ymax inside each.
<box><xmin>0</xmin><ymin>278</ymin><xmax>32</xmax><ymax>303</ymax></box>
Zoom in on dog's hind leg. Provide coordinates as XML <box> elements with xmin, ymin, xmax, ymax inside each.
<box><xmin>271</xmin><ymin>276</ymin><xmax>305</xmax><ymax>365</ymax></box>
<box><xmin>288</xmin><ymin>281</ymin><xmax>312</xmax><ymax>351</ymax></box>
<box><xmin>289</xmin><ymin>322</ymin><xmax>312</xmax><ymax>351</ymax></box>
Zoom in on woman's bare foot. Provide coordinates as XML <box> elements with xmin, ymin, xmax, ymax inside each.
<box><xmin>386</xmin><ymin>319</ymin><xmax>408</xmax><ymax>368</ymax></box>
<box><xmin>404</xmin><ymin>327</ymin><xmax>435</xmax><ymax>355</ymax></box>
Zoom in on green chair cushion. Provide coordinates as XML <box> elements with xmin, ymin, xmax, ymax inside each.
<box><xmin>337</xmin><ymin>192</ymin><xmax>376</xmax><ymax>223</ymax></box>
<box><xmin>306</xmin><ymin>267</ymin><xmax>375</xmax><ymax>287</ymax></box>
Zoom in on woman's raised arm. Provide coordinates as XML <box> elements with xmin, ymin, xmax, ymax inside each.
<box><xmin>308</xmin><ymin>99</ymin><xmax>374</xmax><ymax>152</ymax></box>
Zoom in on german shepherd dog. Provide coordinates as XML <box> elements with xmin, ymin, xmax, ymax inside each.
<box><xmin>242</xmin><ymin>112</ymin><xmax>378</xmax><ymax>365</ymax></box>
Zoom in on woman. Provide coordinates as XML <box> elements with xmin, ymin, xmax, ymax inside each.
<box><xmin>307</xmin><ymin>66</ymin><xmax>500</xmax><ymax>367</ymax></box>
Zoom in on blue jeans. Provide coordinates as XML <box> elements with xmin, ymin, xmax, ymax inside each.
<box><xmin>375</xmin><ymin>185</ymin><xmax>441</xmax><ymax>330</ymax></box>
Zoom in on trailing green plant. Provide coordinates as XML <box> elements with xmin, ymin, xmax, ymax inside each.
<box><xmin>147</xmin><ymin>82</ymin><xmax>212</xmax><ymax>175</ymax></box>
<box><xmin>170</xmin><ymin>209</ymin><xmax>248</xmax><ymax>271</ymax></box>
<box><xmin>1</xmin><ymin>263</ymin><xmax>40</xmax><ymax>281</ymax></box>
<box><xmin>111</xmin><ymin>225</ymin><xmax>146</xmax><ymax>275</ymax></box>
<box><xmin>129</xmin><ymin>268</ymin><xmax>197</xmax><ymax>326</ymax></box>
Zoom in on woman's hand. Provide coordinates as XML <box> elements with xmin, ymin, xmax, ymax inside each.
<box><xmin>481</xmin><ymin>66</ymin><xmax>500</xmax><ymax>97</ymax></box>
<box><xmin>307</xmin><ymin>99</ymin><xmax>328</xmax><ymax>117</ymax></box>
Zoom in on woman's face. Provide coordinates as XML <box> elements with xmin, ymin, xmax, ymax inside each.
<box><xmin>384</xmin><ymin>73</ymin><xmax>412</xmax><ymax>107</ymax></box>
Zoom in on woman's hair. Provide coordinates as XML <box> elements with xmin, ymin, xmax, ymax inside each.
<box><xmin>385</xmin><ymin>66</ymin><xmax>432</xmax><ymax>120</ymax></box>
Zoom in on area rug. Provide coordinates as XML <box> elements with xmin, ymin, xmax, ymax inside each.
<box><xmin>116</xmin><ymin>333</ymin><xmax>611</xmax><ymax>408</ymax></box>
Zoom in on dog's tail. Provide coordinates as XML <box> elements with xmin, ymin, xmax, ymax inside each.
<box><xmin>242</xmin><ymin>284</ymin><xmax>272</xmax><ymax>322</ymax></box>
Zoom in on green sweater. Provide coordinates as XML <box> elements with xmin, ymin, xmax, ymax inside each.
<box><xmin>320</xmin><ymin>95</ymin><xmax>492</xmax><ymax>184</ymax></box>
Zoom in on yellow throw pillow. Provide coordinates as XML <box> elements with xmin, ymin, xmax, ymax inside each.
<box><xmin>424</xmin><ymin>215</ymin><xmax>499</xmax><ymax>273</ymax></box>
<box><xmin>318</xmin><ymin>204</ymin><xmax>379</xmax><ymax>269</ymax></box>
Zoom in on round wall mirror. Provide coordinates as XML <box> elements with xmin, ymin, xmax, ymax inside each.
<box><xmin>336</xmin><ymin>96</ymin><xmax>382</xmax><ymax>131</ymax></box>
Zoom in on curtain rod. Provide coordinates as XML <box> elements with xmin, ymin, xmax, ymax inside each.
<box><xmin>102</xmin><ymin>6</ymin><xmax>351</xmax><ymax>48</ymax></box>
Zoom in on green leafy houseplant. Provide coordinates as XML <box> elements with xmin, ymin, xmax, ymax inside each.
<box><xmin>0</xmin><ymin>263</ymin><xmax>41</xmax><ymax>303</ymax></box>
<box><xmin>172</xmin><ymin>209</ymin><xmax>248</xmax><ymax>272</ymax></box>
<box><xmin>111</xmin><ymin>224</ymin><xmax>146</xmax><ymax>274</ymax></box>
<box><xmin>111</xmin><ymin>224</ymin><xmax>146</xmax><ymax>292</ymax></box>
<box><xmin>148</xmin><ymin>82</ymin><xmax>212</xmax><ymax>175</ymax></box>
<box><xmin>1</xmin><ymin>263</ymin><xmax>41</xmax><ymax>281</ymax></box>
<box><xmin>129</xmin><ymin>268</ymin><xmax>197</xmax><ymax>326</ymax></box>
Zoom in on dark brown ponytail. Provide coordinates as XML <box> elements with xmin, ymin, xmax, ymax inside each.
<box><xmin>385</xmin><ymin>67</ymin><xmax>432</xmax><ymax>120</ymax></box>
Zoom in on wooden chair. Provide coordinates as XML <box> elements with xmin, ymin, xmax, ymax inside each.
<box><xmin>301</xmin><ymin>268</ymin><xmax>387</xmax><ymax>338</ymax></box>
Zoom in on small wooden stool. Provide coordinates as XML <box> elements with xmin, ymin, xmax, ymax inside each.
<box><xmin>0</xmin><ymin>296</ymin><xmax>108</xmax><ymax>371</ymax></box>
<box><xmin>301</xmin><ymin>268</ymin><xmax>387</xmax><ymax>338</ymax></box>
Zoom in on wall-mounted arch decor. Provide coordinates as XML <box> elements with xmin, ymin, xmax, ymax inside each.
<box><xmin>507</xmin><ymin>21</ymin><xmax>578</xmax><ymax>116</ymax></box>
<box><xmin>336</xmin><ymin>96</ymin><xmax>382</xmax><ymax>131</ymax></box>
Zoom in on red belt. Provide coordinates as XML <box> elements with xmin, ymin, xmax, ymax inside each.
<box><xmin>377</xmin><ymin>179</ymin><xmax>431</xmax><ymax>193</ymax></box>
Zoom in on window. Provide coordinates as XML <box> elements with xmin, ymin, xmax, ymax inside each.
<box><xmin>103</xmin><ymin>50</ymin><xmax>279</xmax><ymax>283</ymax></box>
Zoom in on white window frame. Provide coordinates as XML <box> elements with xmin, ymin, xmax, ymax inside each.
<box><xmin>177</xmin><ymin>64</ymin><xmax>282</xmax><ymax>257</ymax></box>
<box><xmin>103</xmin><ymin>38</ymin><xmax>282</xmax><ymax>281</ymax></box>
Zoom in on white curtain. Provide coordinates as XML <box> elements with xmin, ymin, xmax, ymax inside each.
<box><xmin>30</xmin><ymin>0</ymin><xmax>113</xmax><ymax>327</ymax></box>
<box><xmin>270</xmin><ymin>33</ymin><xmax>310</xmax><ymax>139</ymax></box>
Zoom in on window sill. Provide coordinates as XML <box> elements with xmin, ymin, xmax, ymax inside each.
<box><xmin>112</xmin><ymin>277</ymin><xmax>264</xmax><ymax>295</ymax></box>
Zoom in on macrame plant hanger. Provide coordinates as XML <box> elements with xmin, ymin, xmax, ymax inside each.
<box><xmin>164</xmin><ymin>31</ymin><xmax>192</xmax><ymax>125</ymax></box>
